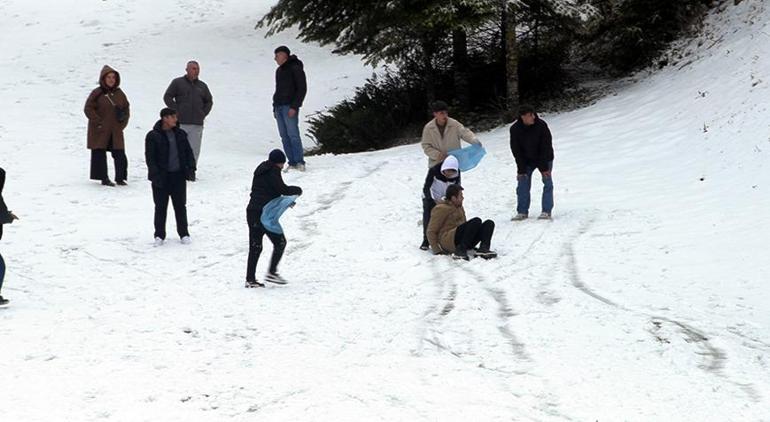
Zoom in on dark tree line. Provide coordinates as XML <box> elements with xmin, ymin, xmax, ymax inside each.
<box><xmin>258</xmin><ymin>0</ymin><xmax>715</xmax><ymax>153</ymax></box>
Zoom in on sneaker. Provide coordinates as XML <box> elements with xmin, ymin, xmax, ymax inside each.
<box><xmin>154</xmin><ymin>237</ymin><xmax>164</xmax><ymax>247</ymax></box>
<box><xmin>116</xmin><ymin>180</ymin><xmax>127</xmax><ymax>186</ymax></box>
<box><xmin>452</xmin><ymin>249</ymin><xmax>469</xmax><ymax>261</ymax></box>
<box><xmin>0</xmin><ymin>296</ymin><xmax>9</xmax><ymax>308</ymax></box>
<box><xmin>475</xmin><ymin>249</ymin><xmax>498</xmax><ymax>259</ymax></box>
<box><xmin>181</xmin><ymin>236</ymin><xmax>192</xmax><ymax>245</ymax></box>
<box><xmin>101</xmin><ymin>179</ymin><xmax>116</xmax><ymax>187</ymax></box>
<box><xmin>537</xmin><ymin>212</ymin><xmax>552</xmax><ymax>220</ymax></box>
<box><xmin>297</xmin><ymin>163</ymin><xmax>306</xmax><ymax>172</ymax></box>
<box><xmin>245</xmin><ymin>279</ymin><xmax>265</xmax><ymax>288</ymax></box>
<box><xmin>511</xmin><ymin>213</ymin><xmax>528</xmax><ymax>221</ymax></box>
<box><xmin>264</xmin><ymin>272</ymin><xmax>288</xmax><ymax>285</ymax></box>
<box><xmin>283</xmin><ymin>165</ymin><xmax>295</xmax><ymax>173</ymax></box>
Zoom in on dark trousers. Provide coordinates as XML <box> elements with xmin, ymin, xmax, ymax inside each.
<box><xmin>0</xmin><ymin>252</ymin><xmax>5</xmax><ymax>293</ymax></box>
<box><xmin>90</xmin><ymin>137</ymin><xmax>127</xmax><ymax>182</ymax></box>
<box><xmin>246</xmin><ymin>209</ymin><xmax>286</xmax><ymax>281</ymax></box>
<box><xmin>422</xmin><ymin>197</ymin><xmax>436</xmax><ymax>244</ymax></box>
<box><xmin>454</xmin><ymin>217</ymin><xmax>495</xmax><ymax>252</ymax></box>
<box><xmin>152</xmin><ymin>171</ymin><xmax>188</xmax><ymax>239</ymax></box>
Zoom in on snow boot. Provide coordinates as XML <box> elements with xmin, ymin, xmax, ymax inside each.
<box><xmin>101</xmin><ymin>179</ymin><xmax>116</xmax><ymax>187</ymax></box>
<box><xmin>0</xmin><ymin>296</ymin><xmax>9</xmax><ymax>308</ymax></box>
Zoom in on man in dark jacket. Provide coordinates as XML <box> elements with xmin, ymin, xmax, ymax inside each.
<box><xmin>273</xmin><ymin>46</ymin><xmax>308</xmax><ymax>172</ymax></box>
<box><xmin>0</xmin><ymin>167</ymin><xmax>19</xmax><ymax>307</ymax></box>
<box><xmin>509</xmin><ymin>105</ymin><xmax>555</xmax><ymax>220</ymax></box>
<box><xmin>163</xmin><ymin>60</ymin><xmax>213</xmax><ymax>167</ymax></box>
<box><xmin>145</xmin><ymin>108</ymin><xmax>197</xmax><ymax>246</ymax></box>
<box><xmin>246</xmin><ymin>149</ymin><xmax>303</xmax><ymax>287</ymax></box>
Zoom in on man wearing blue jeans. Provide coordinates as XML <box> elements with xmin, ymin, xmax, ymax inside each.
<box><xmin>509</xmin><ymin>105</ymin><xmax>555</xmax><ymax>220</ymax></box>
<box><xmin>273</xmin><ymin>45</ymin><xmax>308</xmax><ymax>172</ymax></box>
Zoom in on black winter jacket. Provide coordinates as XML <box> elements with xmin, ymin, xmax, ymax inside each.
<box><xmin>273</xmin><ymin>55</ymin><xmax>307</xmax><ymax>109</ymax></box>
<box><xmin>509</xmin><ymin>117</ymin><xmax>554</xmax><ymax>173</ymax></box>
<box><xmin>145</xmin><ymin>120</ymin><xmax>197</xmax><ymax>187</ymax></box>
<box><xmin>422</xmin><ymin>161</ymin><xmax>461</xmax><ymax>200</ymax></box>
<box><xmin>0</xmin><ymin>168</ymin><xmax>14</xmax><ymax>240</ymax></box>
<box><xmin>247</xmin><ymin>161</ymin><xmax>303</xmax><ymax>212</ymax></box>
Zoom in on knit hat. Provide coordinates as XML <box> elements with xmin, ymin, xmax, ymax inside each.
<box><xmin>274</xmin><ymin>45</ymin><xmax>291</xmax><ymax>55</ymax></box>
<box><xmin>268</xmin><ymin>149</ymin><xmax>286</xmax><ymax>164</ymax></box>
<box><xmin>441</xmin><ymin>155</ymin><xmax>459</xmax><ymax>174</ymax></box>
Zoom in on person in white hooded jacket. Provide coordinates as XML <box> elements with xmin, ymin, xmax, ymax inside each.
<box><xmin>420</xmin><ymin>155</ymin><xmax>461</xmax><ymax>250</ymax></box>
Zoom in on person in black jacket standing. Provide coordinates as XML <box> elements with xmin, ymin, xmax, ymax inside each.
<box><xmin>273</xmin><ymin>46</ymin><xmax>308</xmax><ymax>172</ymax></box>
<box><xmin>246</xmin><ymin>149</ymin><xmax>302</xmax><ymax>287</ymax></box>
<box><xmin>145</xmin><ymin>108</ymin><xmax>197</xmax><ymax>246</ymax></box>
<box><xmin>0</xmin><ymin>167</ymin><xmax>20</xmax><ymax>307</ymax></box>
<box><xmin>509</xmin><ymin>105</ymin><xmax>555</xmax><ymax>220</ymax></box>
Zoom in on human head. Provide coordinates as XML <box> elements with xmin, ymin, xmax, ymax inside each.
<box><xmin>445</xmin><ymin>184</ymin><xmax>464</xmax><ymax>206</ymax></box>
<box><xmin>431</xmin><ymin>100</ymin><xmax>449</xmax><ymax>126</ymax></box>
<box><xmin>518</xmin><ymin>104</ymin><xmax>536</xmax><ymax>126</ymax></box>
<box><xmin>274</xmin><ymin>46</ymin><xmax>290</xmax><ymax>66</ymax></box>
<box><xmin>268</xmin><ymin>149</ymin><xmax>287</xmax><ymax>167</ymax></box>
<box><xmin>160</xmin><ymin>107</ymin><xmax>178</xmax><ymax>128</ymax></box>
<box><xmin>441</xmin><ymin>155</ymin><xmax>459</xmax><ymax>179</ymax></box>
<box><xmin>104</xmin><ymin>72</ymin><xmax>117</xmax><ymax>88</ymax></box>
<box><xmin>186</xmin><ymin>61</ymin><xmax>200</xmax><ymax>80</ymax></box>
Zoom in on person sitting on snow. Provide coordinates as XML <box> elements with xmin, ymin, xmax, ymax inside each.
<box><xmin>426</xmin><ymin>184</ymin><xmax>497</xmax><ymax>260</ymax></box>
<box><xmin>420</xmin><ymin>155</ymin><xmax>461</xmax><ymax>250</ymax></box>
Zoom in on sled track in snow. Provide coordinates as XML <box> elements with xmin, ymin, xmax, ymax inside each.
<box><xmin>564</xmin><ymin>213</ymin><xmax>760</xmax><ymax>402</ymax></box>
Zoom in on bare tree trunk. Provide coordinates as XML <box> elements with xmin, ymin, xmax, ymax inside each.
<box><xmin>452</xmin><ymin>28</ymin><xmax>471</xmax><ymax>107</ymax></box>
<box><xmin>502</xmin><ymin>0</ymin><xmax>519</xmax><ymax>122</ymax></box>
<box><xmin>421</xmin><ymin>38</ymin><xmax>437</xmax><ymax>103</ymax></box>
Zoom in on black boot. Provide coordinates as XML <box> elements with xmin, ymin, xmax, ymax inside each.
<box><xmin>452</xmin><ymin>246</ymin><xmax>469</xmax><ymax>261</ymax></box>
<box><xmin>101</xmin><ymin>179</ymin><xmax>115</xmax><ymax>187</ymax></box>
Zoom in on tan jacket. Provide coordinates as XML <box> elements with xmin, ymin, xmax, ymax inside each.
<box><xmin>427</xmin><ymin>201</ymin><xmax>466</xmax><ymax>254</ymax></box>
<box><xmin>421</xmin><ymin>117</ymin><xmax>479</xmax><ymax>167</ymax></box>
<box><xmin>84</xmin><ymin>65</ymin><xmax>130</xmax><ymax>150</ymax></box>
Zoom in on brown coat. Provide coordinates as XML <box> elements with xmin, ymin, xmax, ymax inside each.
<box><xmin>421</xmin><ymin>117</ymin><xmax>479</xmax><ymax>168</ymax></box>
<box><xmin>84</xmin><ymin>65</ymin><xmax>130</xmax><ymax>150</ymax></box>
<box><xmin>426</xmin><ymin>201</ymin><xmax>466</xmax><ymax>254</ymax></box>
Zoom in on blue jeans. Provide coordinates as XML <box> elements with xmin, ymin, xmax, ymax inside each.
<box><xmin>516</xmin><ymin>161</ymin><xmax>553</xmax><ymax>215</ymax></box>
<box><xmin>0</xmin><ymin>252</ymin><xmax>5</xmax><ymax>293</ymax></box>
<box><xmin>273</xmin><ymin>105</ymin><xmax>305</xmax><ymax>166</ymax></box>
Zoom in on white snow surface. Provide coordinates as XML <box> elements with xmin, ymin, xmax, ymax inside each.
<box><xmin>1</xmin><ymin>1</ymin><xmax>769</xmax><ymax>421</ymax></box>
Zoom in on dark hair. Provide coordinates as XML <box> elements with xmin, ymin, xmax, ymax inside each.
<box><xmin>160</xmin><ymin>108</ymin><xmax>177</xmax><ymax>118</ymax></box>
<box><xmin>445</xmin><ymin>184</ymin><xmax>464</xmax><ymax>200</ymax></box>
<box><xmin>431</xmin><ymin>100</ymin><xmax>449</xmax><ymax>113</ymax></box>
<box><xmin>274</xmin><ymin>45</ymin><xmax>291</xmax><ymax>55</ymax></box>
<box><xmin>518</xmin><ymin>104</ymin><xmax>535</xmax><ymax>116</ymax></box>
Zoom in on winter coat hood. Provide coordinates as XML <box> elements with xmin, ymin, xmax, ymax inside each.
<box><xmin>99</xmin><ymin>65</ymin><xmax>121</xmax><ymax>91</ymax></box>
<box><xmin>282</xmin><ymin>55</ymin><xmax>303</xmax><ymax>70</ymax></box>
<box><xmin>440</xmin><ymin>155</ymin><xmax>459</xmax><ymax>173</ymax></box>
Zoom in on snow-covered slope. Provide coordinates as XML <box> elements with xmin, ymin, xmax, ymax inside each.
<box><xmin>1</xmin><ymin>1</ymin><xmax>768</xmax><ymax>420</ymax></box>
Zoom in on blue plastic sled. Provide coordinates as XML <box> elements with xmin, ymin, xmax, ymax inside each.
<box><xmin>260</xmin><ymin>195</ymin><xmax>299</xmax><ymax>234</ymax></box>
<box><xmin>448</xmin><ymin>143</ymin><xmax>486</xmax><ymax>172</ymax></box>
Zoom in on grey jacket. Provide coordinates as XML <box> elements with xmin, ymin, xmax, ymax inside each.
<box><xmin>163</xmin><ymin>76</ymin><xmax>213</xmax><ymax>125</ymax></box>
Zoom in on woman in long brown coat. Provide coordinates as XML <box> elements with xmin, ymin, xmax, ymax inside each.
<box><xmin>84</xmin><ymin>65</ymin><xmax>130</xmax><ymax>186</ymax></box>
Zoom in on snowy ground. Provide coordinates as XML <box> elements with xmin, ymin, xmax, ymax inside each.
<box><xmin>1</xmin><ymin>1</ymin><xmax>769</xmax><ymax>421</ymax></box>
